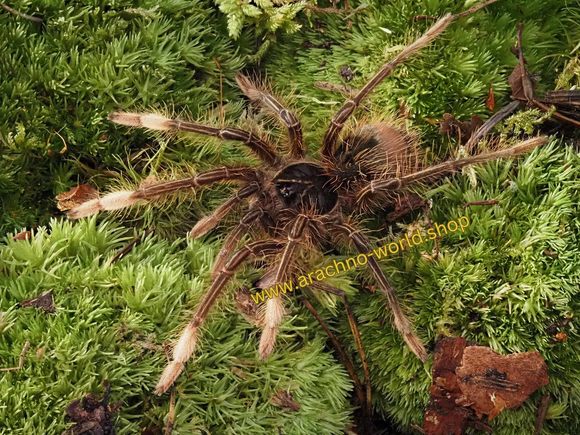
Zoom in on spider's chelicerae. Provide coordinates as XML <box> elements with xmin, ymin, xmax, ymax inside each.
<box><xmin>66</xmin><ymin>13</ymin><xmax>547</xmax><ymax>400</ymax></box>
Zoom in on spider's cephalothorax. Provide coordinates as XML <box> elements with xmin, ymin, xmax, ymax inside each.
<box><xmin>65</xmin><ymin>12</ymin><xmax>548</xmax><ymax>407</ymax></box>
<box><xmin>274</xmin><ymin>163</ymin><xmax>338</xmax><ymax>214</ymax></box>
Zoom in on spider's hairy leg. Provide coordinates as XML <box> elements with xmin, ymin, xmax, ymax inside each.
<box><xmin>357</xmin><ymin>136</ymin><xmax>549</xmax><ymax>203</ymax></box>
<box><xmin>310</xmin><ymin>281</ymin><xmax>372</xmax><ymax>416</ymax></box>
<box><xmin>108</xmin><ymin>112</ymin><xmax>281</xmax><ymax>166</ymax></box>
<box><xmin>211</xmin><ymin>208</ymin><xmax>265</xmax><ymax>280</ymax></box>
<box><xmin>259</xmin><ymin>214</ymin><xmax>309</xmax><ymax>360</ymax></box>
<box><xmin>333</xmin><ymin>222</ymin><xmax>428</xmax><ymax>362</ymax></box>
<box><xmin>235</xmin><ymin>74</ymin><xmax>306</xmax><ymax>158</ymax></box>
<box><xmin>189</xmin><ymin>182</ymin><xmax>260</xmax><ymax>238</ymax></box>
<box><xmin>155</xmin><ymin>240</ymin><xmax>283</xmax><ymax>395</ymax></box>
<box><xmin>321</xmin><ymin>14</ymin><xmax>454</xmax><ymax>156</ymax></box>
<box><xmin>67</xmin><ymin>166</ymin><xmax>262</xmax><ymax>219</ymax></box>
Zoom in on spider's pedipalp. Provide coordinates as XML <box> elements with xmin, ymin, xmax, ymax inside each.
<box><xmin>189</xmin><ymin>182</ymin><xmax>261</xmax><ymax>238</ymax></box>
<box><xmin>235</xmin><ymin>73</ymin><xmax>306</xmax><ymax>158</ymax></box>
<box><xmin>109</xmin><ymin>111</ymin><xmax>281</xmax><ymax>166</ymax></box>
<box><xmin>155</xmin><ymin>240</ymin><xmax>283</xmax><ymax>395</ymax></box>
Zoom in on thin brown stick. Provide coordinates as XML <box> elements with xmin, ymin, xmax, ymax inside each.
<box><xmin>300</xmin><ymin>297</ymin><xmax>367</xmax><ymax>413</ymax></box>
<box><xmin>465</xmin><ymin>100</ymin><xmax>521</xmax><ymax>153</ymax></box>
<box><xmin>454</xmin><ymin>0</ymin><xmax>500</xmax><ymax>19</ymax></box>
<box><xmin>165</xmin><ymin>387</ymin><xmax>176</xmax><ymax>435</ymax></box>
<box><xmin>423</xmin><ymin>206</ymin><xmax>439</xmax><ymax>256</ymax></box>
<box><xmin>462</xmin><ymin>200</ymin><xmax>499</xmax><ymax>209</ymax></box>
<box><xmin>533</xmin><ymin>100</ymin><xmax>580</xmax><ymax>128</ymax></box>
<box><xmin>1</xmin><ymin>341</ymin><xmax>30</xmax><ymax>372</ymax></box>
<box><xmin>311</xmin><ymin>282</ymin><xmax>372</xmax><ymax>416</ymax></box>
<box><xmin>410</xmin><ymin>424</ymin><xmax>426</xmax><ymax>434</ymax></box>
<box><xmin>534</xmin><ymin>392</ymin><xmax>550</xmax><ymax>435</ymax></box>
<box><xmin>304</xmin><ymin>4</ymin><xmax>366</xmax><ymax>15</ymax></box>
<box><xmin>1</xmin><ymin>3</ymin><xmax>43</xmax><ymax>23</ymax></box>
<box><xmin>109</xmin><ymin>228</ymin><xmax>155</xmax><ymax>264</ymax></box>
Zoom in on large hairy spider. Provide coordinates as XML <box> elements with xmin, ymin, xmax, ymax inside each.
<box><xmin>65</xmin><ymin>12</ymin><xmax>547</xmax><ymax>403</ymax></box>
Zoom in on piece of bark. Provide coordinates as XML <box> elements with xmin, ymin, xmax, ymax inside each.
<box><xmin>439</xmin><ymin>114</ymin><xmax>484</xmax><ymax>143</ymax></box>
<box><xmin>22</xmin><ymin>289</ymin><xmax>55</xmax><ymax>313</ymax></box>
<box><xmin>456</xmin><ymin>347</ymin><xmax>550</xmax><ymax>419</ymax></box>
<box><xmin>56</xmin><ymin>185</ymin><xmax>99</xmax><ymax>211</ymax></box>
<box><xmin>534</xmin><ymin>393</ymin><xmax>550</xmax><ymax>435</ymax></box>
<box><xmin>63</xmin><ymin>380</ymin><xmax>121</xmax><ymax>435</ymax></box>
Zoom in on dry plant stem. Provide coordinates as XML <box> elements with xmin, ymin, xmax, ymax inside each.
<box><xmin>210</xmin><ymin>209</ymin><xmax>264</xmax><ymax>280</ymax></box>
<box><xmin>108</xmin><ymin>112</ymin><xmax>281</xmax><ymax>166</ymax></box>
<box><xmin>311</xmin><ymin>281</ymin><xmax>372</xmax><ymax>416</ymax></box>
<box><xmin>109</xmin><ymin>228</ymin><xmax>155</xmax><ymax>264</ymax></box>
<box><xmin>333</xmin><ymin>222</ymin><xmax>428</xmax><ymax>362</ymax></box>
<box><xmin>236</xmin><ymin>74</ymin><xmax>305</xmax><ymax>157</ymax></box>
<box><xmin>533</xmin><ymin>100</ymin><xmax>580</xmax><ymax>128</ymax></box>
<box><xmin>303</xmin><ymin>4</ymin><xmax>366</xmax><ymax>15</ymax></box>
<box><xmin>464</xmin><ymin>100</ymin><xmax>521</xmax><ymax>153</ymax></box>
<box><xmin>463</xmin><ymin>200</ymin><xmax>499</xmax><ymax>209</ymax></box>
<box><xmin>1</xmin><ymin>341</ymin><xmax>30</xmax><ymax>372</ymax></box>
<box><xmin>300</xmin><ymin>297</ymin><xmax>367</xmax><ymax>414</ymax></box>
<box><xmin>1</xmin><ymin>3</ymin><xmax>43</xmax><ymax>23</ymax></box>
<box><xmin>359</xmin><ymin>136</ymin><xmax>549</xmax><ymax>199</ymax></box>
<box><xmin>165</xmin><ymin>387</ymin><xmax>176</xmax><ymax>435</ymax></box>
<box><xmin>155</xmin><ymin>240</ymin><xmax>282</xmax><ymax>395</ymax></box>
<box><xmin>534</xmin><ymin>392</ymin><xmax>550</xmax><ymax>435</ymax></box>
<box><xmin>259</xmin><ymin>215</ymin><xmax>309</xmax><ymax>359</ymax></box>
<box><xmin>410</xmin><ymin>424</ymin><xmax>426</xmax><ymax>434</ymax></box>
<box><xmin>314</xmin><ymin>82</ymin><xmax>371</xmax><ymax>112</ymax></box>
<box><xmin>189</xmin><ymin>182</ymin><xmax>261</xmax><ymax>238</ymax></box>
<box><xmin>423</xmin><ymin>206</ymin><xmax>439</xmax><ymax>256</ymax></box>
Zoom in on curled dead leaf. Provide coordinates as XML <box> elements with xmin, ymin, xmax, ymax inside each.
<box><xmin>56</xmin><ymin>185</ymin><xmax>99</xmax><ymax>211</ymax></box>
<box><xmin>439</xmin><ymin>114</ymin><xmax>483</xmax><ymax>143</ymax></box>
<box><xmin>22</xmin><ymin>289</ymin><xmax>55</xmax><ymax>313</ymax></box>
<box><xmin>270</xmin><ymin>390</ymin><xmax>301</xmax><ymax>411</ymax></box>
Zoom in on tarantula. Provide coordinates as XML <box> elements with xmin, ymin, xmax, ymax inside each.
<box><xmin>65</xmin><ymin>12</ymin><xmax>547</xmax><ymax>401</ymax></box>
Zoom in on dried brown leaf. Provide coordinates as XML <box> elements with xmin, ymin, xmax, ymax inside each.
<box><xmin>22</xmin><ymin>289</ymin><xmax>55</xmax><ymax>313</ymax></box>
<box><xmin>270</xmin><ymin>390</ymin><xmax>301</xmax><ymax>411</ymax></box>
<box><xmin>63</xmin><ymin>380</ymin><xmax>120</xmax><ymax>435</ymax></box>
<box><xmin>12</xmin><ymin>231</ymin><xmax>31</xmax><ymax>241</ymax></box>
<box><xmin>486</xmin><ymin>83</ymin><xmax>495</xmax><ymax>111</ymax></box>
<box><xmin>56</xmin><ymin>185</ymin><xmax>99</xmax><ymax>211</ymax></box>
<box><xmin>439</xmin><ymin>114</ymin><xmax>483</xmax><ymax>143</ymax></box>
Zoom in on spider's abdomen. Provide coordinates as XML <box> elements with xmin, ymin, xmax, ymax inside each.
<box><xmin>273</xmin><ymin>163</ymin><xmax>338</xmax><ymax>214</ymax></box>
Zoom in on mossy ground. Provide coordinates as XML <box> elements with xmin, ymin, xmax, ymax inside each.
<box><xmin>1</xmin><ymin>0</ymin><xmax>580</xmax><ymax>434</ymax></box>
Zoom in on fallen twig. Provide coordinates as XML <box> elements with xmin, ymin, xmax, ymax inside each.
<box><xmin>304</xmin><ymin>4</ymin><xmax>366</xmax><ymax>15</ymax></box>
<box><xmin>1</xmin><ymin>341</ymin><xmax>30</xmax><ymax>372</ymax></box>
<box><xmin>463</xmin><ymin>200</ymin><xmax>500</xmax><ymax>209</ymax></box>
<box><xmin>1</xmin><ymin>3</ymin><xmax>43</xmax><ymax>23</ymax></box>
<box><xmin>109</xmin><ymin>228</ymin><xmax>155</xmax><ymax>264</ymax></box>
<box><xmin>464</xmin><ymin>100</ymin><xmax>521</xmax><ymax>153</ymax></box>
<box><xmin>165</xmin><ymin>387</ymin><xmax>176</xmax><ymax>435</ymax></box>
<box><xmin>411</xmin><ymin>423</ymin><xmax>426</xmax><ymax>434</ymax></box>
<box><xmin>534</xmin><ymin>392</ymin><xmax>550</xmax><ymax>435</ymax></box>
<box><xmin>532</xmin><ymin>100</ymin><xmax>580</xmax><ymax>129</ymax></box>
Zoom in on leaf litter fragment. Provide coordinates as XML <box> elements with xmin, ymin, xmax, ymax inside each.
<box><xmin>63</xmin><ymin>380</ymin><xmax>121</xmax><ymax>435</ymax></box>
<box><xmin>423</xmin><ymin>337</ymin><xmax>549</xmax><ymax>435</ymax></box>
<box><xmin>22</xmin><ymin>289</ymin><xmax>56</xmax><ymax>313</ymax></box>
<box><xmin>56</xmin><ymin>185</ymin><xmax>100</xmax><ymax>211</ymax></box>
